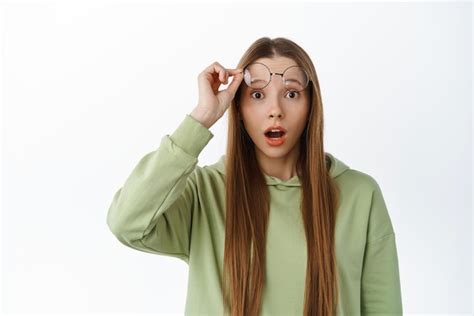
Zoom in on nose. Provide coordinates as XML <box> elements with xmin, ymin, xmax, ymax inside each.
<box><xmin>268</xmin><ymin>106</ymin><xmax>283</xmax><ymax>119</ymax></box>
<box><xmin>266</xmin><ymin>75</ymin><xmax>285</xmax><ymax>119</ymax></box>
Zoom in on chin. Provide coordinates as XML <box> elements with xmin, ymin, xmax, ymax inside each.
<box><xmin>255</xmin><ymin>141</ymin><xmax>296</xmax><ymax>158</ymax></box>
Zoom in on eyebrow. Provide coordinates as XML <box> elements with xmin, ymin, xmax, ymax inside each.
<box><xmin>250</xmin><ymin>78</ymin><xmax>266</xmax><ymax>84</ymax></box>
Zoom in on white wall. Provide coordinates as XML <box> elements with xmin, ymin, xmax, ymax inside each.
<box><xmin>1</xmin><ymin>0</ymin><xmax>472</xmax><ymax>315</ymax></box>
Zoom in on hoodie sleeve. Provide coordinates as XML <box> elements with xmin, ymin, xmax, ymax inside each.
<box><xmin>106</xmin><ymin>114</ymin><xmax>214</xmax><ymax>264</ymax></box>
<box><xmin>361</xmin><ymin>180</ymin><xmax>403</xmax><ymax>315</ymax></box>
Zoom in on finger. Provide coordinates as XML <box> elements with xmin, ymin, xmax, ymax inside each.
<box><xmin>200</xmin><ymin>64</ymin><xmax>225</xmax><ymax>91</ymax></box>
<box><xmin>226</xmin><ymin>68</ymin><xmax>243</xmax><ymax>74</ymax></box>
<box><xmin>219</xmin><ymin>69</ymin><xmax>226</xmax><ymax>83</ymax></box>
<box><xmin>223</xmin><ymin>72</ymin><xmax>244</xmax><ymax>98</ymax></box>
<box><xmin>210</xmin><ymin>62</ymin><xmax>226</xmax><ymax>76</ymax></box>
<box><xmin>205</xmin><ymin>61</ymin><xmax>224</xmax><ymax>72</ymax></box>
<box><xmin>211</xmin><ymin>63</ymin><xmax>243</xmax><ymax>77</ymax></box>
<box><xmin>224</xmin><ymin>69</ymin><xmax>243</xmax><ymax>84</ymax></box>
<box><xmin>198</xmin><ymin>71</ymin><xmax>219</xmax><ymax>98</ymax></box>
<box><xmin>203</xmin><ymin>63</ymin><xmax>224</xmax><ymax>81</ymax></box>
<box><xmin>199</xmin><ymin>64</ymin><xmax>242</xmax><ymax>94</ymax></box>
<box><xmin>206</xmin><ymin>64</ymin><xmax>241</xmax><ymax>81</ymax></box>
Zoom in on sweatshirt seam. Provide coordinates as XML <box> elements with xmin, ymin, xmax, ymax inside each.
<box><xmin>140</xmin><ymin>164</ymin><xmax>189</xmax><ymax>239</ymax></box>
<box><xmin>136</xmin><ymin>238</ymin><xmax>189</xmax><ymax>260</ymax></box>
<box><xmin>366</xmin><ymin>232</ymin><xmax>395</xmax><ymax>245</ymax></box>
<box><xmin>170</xmin><ymin>115</ymin><xmax>213</xmax><ymax>157</ymax></box>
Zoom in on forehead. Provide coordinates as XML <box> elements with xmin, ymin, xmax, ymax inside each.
<box><xmin>251</xmin><ymin>56</ymin><xmax>299</xmax><ymax>73</ymax></box>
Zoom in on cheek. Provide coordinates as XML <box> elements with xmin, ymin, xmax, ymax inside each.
<box><xmin>240</xmin><ymin>103</ymin><xmax>264</xmax><ymax>122</ymax></box>
<box><xmin>289</xmin><ymin>106</ymin><xmax>311</xmax><ymax>135</ymax></box>
<box><xmin>240</xmin><ymin>111</ymin><xmax>263</xmax><ymax>139</ymax></box>
<box><xmin>240</xmin><ymin>115</ymin><xmax>258</xmax><ymax>134</ymax></box>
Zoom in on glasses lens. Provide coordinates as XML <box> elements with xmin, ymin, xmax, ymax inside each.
<box><xmin>243</xmin><ymin>63</ymin><xmax>270</xmax><ymax>89</ymax></box>
<box><xmin>283</xmin><ymin>66</ymin><xmax>309</xmax><ymax>92</ymax></box>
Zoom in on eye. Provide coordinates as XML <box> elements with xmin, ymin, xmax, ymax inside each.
<box><xmin>250</xmin><ymin>91</ymin><xmax>263</xmax><ymax>99</ymax></box>
<box><xmin>286</xmin><ymin>90</ymin><xmax>299</xmax><ymax>99</ymax></box>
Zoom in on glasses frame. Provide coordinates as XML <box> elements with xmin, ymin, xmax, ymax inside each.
<box><xmin>243</xmin><ymin>62</ymin><xmax>310</xmax><ymax>92</ymax></box>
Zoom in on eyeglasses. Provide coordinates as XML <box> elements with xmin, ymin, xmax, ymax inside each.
<box><xmin>243</xmin><ymin>62</ymin><xmax>310</xmax><ymax>92</ymax></box>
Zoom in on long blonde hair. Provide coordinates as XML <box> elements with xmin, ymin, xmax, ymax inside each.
<box><xmin>222</xmin><ymin>36</ymin><xmax>340</xmax><ymax>316</ymax></box>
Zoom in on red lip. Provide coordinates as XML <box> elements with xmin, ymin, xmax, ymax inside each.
<box><xmin>264</xmin><ymin>133</ymin><xmax>287</xmax><ymax>146</ymax></box>
<box><xmin>264</xmin><ymin>125</ymin><xmax>287</xmax><ymax>134</ymax></box>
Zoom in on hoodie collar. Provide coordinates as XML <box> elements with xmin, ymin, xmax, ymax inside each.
<box><xmin>210</xmin><ymin>152</ymin><xmax>349</xmax><ymax>187</ymax></box>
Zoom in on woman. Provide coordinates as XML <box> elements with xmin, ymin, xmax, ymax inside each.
<box><xmin>107</xmin><ymin>37</ymin><xmax>403</xmax><ymax>316</ymax></box>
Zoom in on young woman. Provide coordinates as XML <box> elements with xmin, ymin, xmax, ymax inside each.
<box><xmin>107</xmin><ymin>37</ymin><xmax>403</xmax><ymax>316</ymax></box>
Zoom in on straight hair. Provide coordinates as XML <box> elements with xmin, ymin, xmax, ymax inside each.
<box><xmin>222</xmin><ymin>36</ymin><xmax>340</xmax><ymax>316</ymax></box>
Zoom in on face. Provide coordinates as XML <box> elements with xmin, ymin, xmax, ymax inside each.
<box><xmin>239</xmin><ymin>56</ymin><xmax>311</xmax><ymax>164</ymax></box>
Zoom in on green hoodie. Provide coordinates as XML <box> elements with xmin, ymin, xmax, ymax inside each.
<box><xmin>107</xmin><ymin>114</ymin><xmax>403</xmax><ymax>315</ymax></box>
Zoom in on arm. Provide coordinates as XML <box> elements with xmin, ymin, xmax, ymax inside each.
<box><xmin>106</xmin><ymin>114</ymin><xmax>213</xmax><ymax>264</ymax></box>
<box><xmin>361</xmin><ymin>180</ymin><xmax>403</xmax><ymax>315</ymax></box>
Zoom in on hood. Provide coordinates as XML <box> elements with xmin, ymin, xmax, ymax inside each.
<box><xmin>209</xmin><ymin>152</ymin><xmax>350</xmax><ymax>187</ymax></box>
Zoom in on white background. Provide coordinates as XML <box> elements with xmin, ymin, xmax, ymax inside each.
<box><xmin>1</xmin><ymin>0</ymin><xmax>472</xmax><ymax>315</ymax></box>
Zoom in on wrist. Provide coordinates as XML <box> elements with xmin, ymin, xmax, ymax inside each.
<box><xmin>190</xmin><ymin>107</ymin><xmax>216</xmax><ymax>129</ymax></box>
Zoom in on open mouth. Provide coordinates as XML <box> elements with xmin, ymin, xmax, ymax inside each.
<box><xmin>264</xmin><ymin>130</ymin><xmax>287</xmax><ymax>146</ymax></box>
<box><xmin>264</xmin><ymin>131</ymin><xmax>286</xmax><ymax>139</ymax></box>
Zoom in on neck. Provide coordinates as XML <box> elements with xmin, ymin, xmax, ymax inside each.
<box><xmin>255</xmin><ymin>144</ymin><xmax>300</xmax><ymax>181</ymax></box>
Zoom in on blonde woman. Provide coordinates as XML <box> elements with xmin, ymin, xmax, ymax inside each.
<box><xmin>107</xmin><ymin>37</ymin><xmax>403</xmax><ymax>316</ymax></box>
